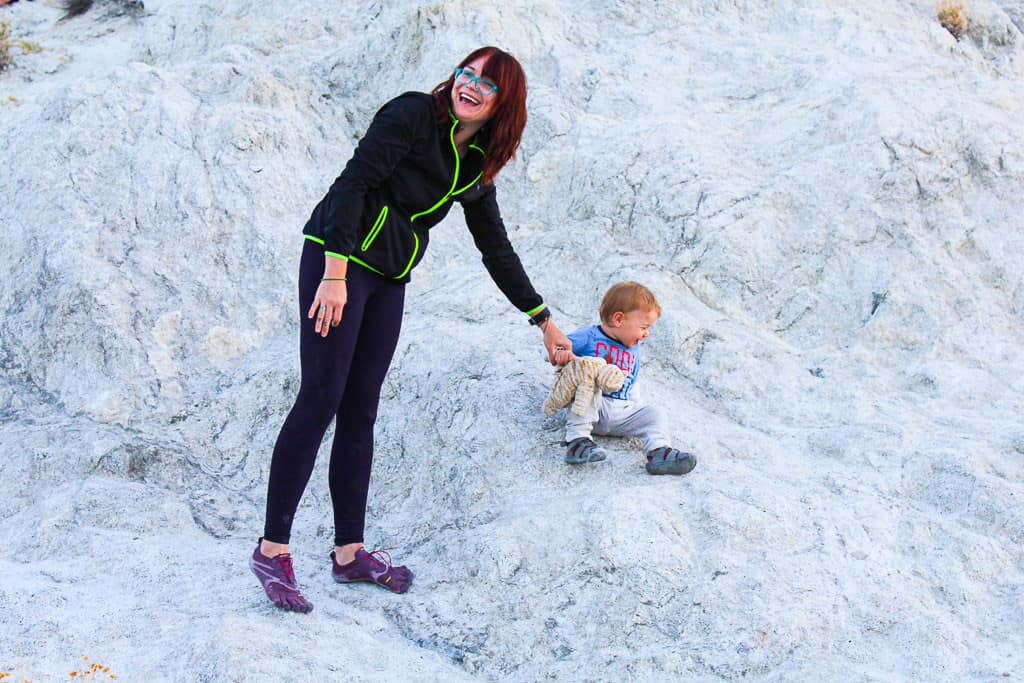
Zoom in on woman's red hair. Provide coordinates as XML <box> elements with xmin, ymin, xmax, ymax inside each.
<box><xmin>431</xmin><ymin>46</ymin><xmax>527</xmax><ymax>185</ymax></box>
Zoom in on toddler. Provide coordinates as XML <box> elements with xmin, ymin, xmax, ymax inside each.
<box><xmin>554</xmin><ymin>282</ymin><xmax>697</xmax><ymax>475</ymax></box>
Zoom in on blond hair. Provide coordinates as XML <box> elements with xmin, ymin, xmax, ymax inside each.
<box><xmin>599</xmin><ymin>282</ymin><xmax>661</xmax><ymax>322</ymax></box>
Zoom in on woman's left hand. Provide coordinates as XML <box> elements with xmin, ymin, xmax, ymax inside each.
<box><xmin>542</xmin><ymin>320</ymin><xmax>573</xmax><ymax>366</ymax></box>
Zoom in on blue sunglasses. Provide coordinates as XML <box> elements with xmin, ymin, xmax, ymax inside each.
<box><xmin>453</xmin><ymin>67</ymin><xmax>499</xmax><ymax>97</ymax></box>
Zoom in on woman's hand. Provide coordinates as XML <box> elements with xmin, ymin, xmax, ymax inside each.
<box><xmin>541</xmin><ymin>319</ymin><xmax>573</xmax><ymax>366</ymax></box>
<box><xmin>308</xmin><ymin>257</ymin><xmax>348</xmax><ymax>337</ymax></box>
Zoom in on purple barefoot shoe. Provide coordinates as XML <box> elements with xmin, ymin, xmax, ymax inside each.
<box><xmin>250</xmin><ymin>540</ymin><xmax>314</xmax><ymax>613</ymax></box>
<box><xmin>331</xmin><ymin>548</ymin><xmax>413</xmax><ymax>594</ymax></box>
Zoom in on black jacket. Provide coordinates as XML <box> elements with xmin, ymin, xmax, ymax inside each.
<box><xmin>303</xmin><ymin>92</ymin><xmax>544</xmax><ymax>314</ymax></box>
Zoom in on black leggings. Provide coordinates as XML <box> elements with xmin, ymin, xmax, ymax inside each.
<box><xmin>263</xmin><ymin>240</ymin><xmax>405</xmax><ymax>547</ymax></box>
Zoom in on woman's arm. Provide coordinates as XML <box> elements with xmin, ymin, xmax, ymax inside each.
<box><xmin>462</xmin><ymin>183</ymin><xmax>542</xmax><ymax>310</ymax></box>
<box><xmin>462</xmin><ymin>185</ymin><xmax>572</xmax><ymax>364</ymax></box>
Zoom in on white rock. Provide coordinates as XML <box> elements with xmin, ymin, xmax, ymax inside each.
<box><xmin>0</xmin><ymin>0</ymin><xmax>1022</xmax><ymax>680</ymax></box>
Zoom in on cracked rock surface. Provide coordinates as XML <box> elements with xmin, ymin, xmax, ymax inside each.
<box><xmin>1</xmin><ymin>0</ymin><xmax>1022</xmax><ymax>680</ymax></box>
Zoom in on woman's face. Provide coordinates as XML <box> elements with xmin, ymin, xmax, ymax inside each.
<box><xmin>451</xmin><ymin>56</ymin><xmax>499</xmax><ymax>126</ymax></box>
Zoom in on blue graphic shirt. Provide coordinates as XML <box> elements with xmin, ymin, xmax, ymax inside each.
<box><xmin>566</xmin><ymin>324</ymin><xmax>642</xmax><ymax>400</ymax></box>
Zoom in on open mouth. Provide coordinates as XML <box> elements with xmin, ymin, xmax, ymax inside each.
<box><xmin>458</xmin><ymin>91</ymin><xmax>481</xmax><ymax>107</ymax></box>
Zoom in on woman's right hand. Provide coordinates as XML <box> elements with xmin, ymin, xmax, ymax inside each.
<box><xmin>309</xmin><ymin>257</ymin><xmax>349</xmax><ymax>337</ymax></box>
<box><xmin>308</xmin><ymin>280</ymin><xmax>347</xmax><ymax>337</ymax></box>
<box><xmin>542</xmin><ymin>319</ymin><xmax>573</xmax><ymax>366</ymax></box>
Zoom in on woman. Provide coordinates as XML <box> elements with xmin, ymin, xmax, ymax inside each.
<box><xmin>250</xmin><ymin>47</ymin><xmax>572</xmax><ymax>612</ymax></box>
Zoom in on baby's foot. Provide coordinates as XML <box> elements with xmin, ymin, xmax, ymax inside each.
<box><xmin>645</xmin><ymin>446</ymin><xmax>697</xmax><ymax>475</ymax></box>
<box><xmin>565</xmin><ymin>437</ymin><xmax>608</xmax><ymax>464</ymax></box>
<box><xmin>331</xmin><ymin>549</ymin><xmax>413</xmax><ymax>593</ymax></box>
<box><xmin>250</xmin><ymin>540</ymin><xmax>314</xmax><ymax>613</ymax></box>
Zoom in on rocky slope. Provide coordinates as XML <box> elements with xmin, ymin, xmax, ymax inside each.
<box><xmin>1</xmin><ymin>1</ymin><xmax>1022</xmax><ymax>680</ymax></box>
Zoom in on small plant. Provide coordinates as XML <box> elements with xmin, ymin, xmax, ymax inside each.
<box><xmin>937</xmin><ymin>1</ymin><xmax>969</xmax><ymax>40</ymax></box>
<box><xmin>0</xmin><ymin>18</ymin><xmax>41</xmax><ymax>72</ymax></box>
<box><xmin>16</xmin><ymin>38</ymin><xmax>41</xmax><ymax>54</ymax></box>
<box><xmin>0</xmin><ymin>20</ymin><xmax>12</xmax><ymax>72</ymax></box>
<box><xmin>68</xmin><ymin>656</ymin><xmax>116</xmax><ymax>681</ymax></box>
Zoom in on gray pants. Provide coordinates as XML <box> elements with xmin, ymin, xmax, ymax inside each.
<box><xmin>564</xmin><ymin>390</ymin><xmax>669</xmax><ymax>452</ymax></box>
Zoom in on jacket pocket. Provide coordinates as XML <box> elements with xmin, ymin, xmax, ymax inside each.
<box><xmin>360</xmin><ymin>205</ymin><xmax>389</xmax><ymax>252</ymax></box>
<box><xmin>352</xmin><ymin>206</ymin><xmax>423</xmax><ymax>279</ymax></box>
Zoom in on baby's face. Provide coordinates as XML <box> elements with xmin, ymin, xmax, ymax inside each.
<box><xmin>608</xmin><ymin>308</ymin><xmax>659</xmax><ymax>348</ymax></box>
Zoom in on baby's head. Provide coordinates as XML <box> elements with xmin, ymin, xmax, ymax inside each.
<box><xmin>599</xmin><ymin>282</ymin><xmax>661</xmax><ymax>348</ymax></box>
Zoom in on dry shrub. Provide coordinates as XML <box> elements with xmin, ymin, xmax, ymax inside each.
<box><xmin>0</xmin><ymin>20</ymin><xmax>42</xmax><ymax>72</ymax></box>
<box><xmin>17</xmin><ymin>38</ymin><xmax>42</xmax><ymax>54</ymax></box>
<box><xmin>0</xmin><ymin>20</ymin><xmax>11</xmax><ymax>72</ymax></box>
<box><xmin>937</xmin><ymin>1</ymin><xmax>969</xmax><ymax>39</ymax></box>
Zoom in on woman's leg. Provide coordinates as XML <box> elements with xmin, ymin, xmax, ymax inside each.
<box><xmin>328</xmin><ymin>270</ymin><xmax>406</xmax><ymax>550</ymax></box>
<box><xmin>325</xmin><ymin>277</ymin><xmax>413</xmax><ymax>595</ymax></box>
<box><xmin>262</xmin><ymin>241</ymin><xmax>370</xmax><ymax>545</ymax></box>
